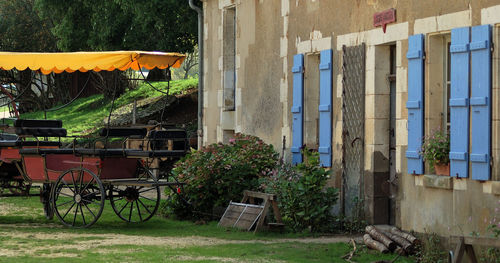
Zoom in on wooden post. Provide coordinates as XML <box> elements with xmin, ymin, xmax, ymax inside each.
<box><xmin>239</xmin><ymin>190</ymin><xmax>284</xmax><ymax>232</ymax></box>
<box><xmin>452</xmin><ymin>237</ymin><xmax>465</xmax><ymax>263</ymax></box>
<box><xmin>254</xmin><ymin>200</ymin><xmax>270</xmax><ymax>233</ymax></box>
<box><xmin>132</xmin><ymin>100</ymin><xmax>137</xmax><ymax>125</ymax></box>
<box><xmin>271</xmin><ymin>200</ymin><xmax>282</xmax><ymax>223</ymax></box>
<box><xmin>465</xmin><ymin>244</ymin><xmax>478</xmax><ymax>263</ymax></box>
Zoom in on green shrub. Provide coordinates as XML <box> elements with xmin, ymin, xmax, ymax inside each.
<box><xmin>163</xmin><ymin>133</ymin><xmax>279</xmax><ymax>219</ymax></box>
<box><xmin>414</xmin><ymin>233</ymin><xmax>447</xmax><ymax>263</ymax></box>
<box><xmin>260</xmin><ymin>150</ymin><xmax>339</xmax><ymax>232</ymax></box>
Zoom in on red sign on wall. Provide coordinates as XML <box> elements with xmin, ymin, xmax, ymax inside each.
<box><xmin>374</xmin><ymin>8</ymin><xmax>396</xmax><ymax>33</ymax></box>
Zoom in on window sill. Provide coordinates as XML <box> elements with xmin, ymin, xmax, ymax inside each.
<box><xmin>483</xmin><ymin>181</ymin><xmax>500</xmax><ymax>195</ymax></box>
<box><xmin>416</xmin><ymin>175</ymin><xmax>500</xmax><ymax>195</ymax></box>
<box><xmin>422</xmin><ymin>174</ymin><xmax>453</xmax><ymax>190</ymax></box>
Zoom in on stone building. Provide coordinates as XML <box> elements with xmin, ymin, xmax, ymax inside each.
<box><xmin>200</xmin><ymin>0</ymin><xmax>500</xmax><ymax>237</ymax></box>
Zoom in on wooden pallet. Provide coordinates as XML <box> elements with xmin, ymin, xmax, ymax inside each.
<box><xmin>218</xmin><ymin>190</ymin><xmax>284</xmax><ymax>232</ymax></box>
<box><xmin>218</xmin><ymin>202</ymin><xmax>264</xmax><ymax>231</ymax></box>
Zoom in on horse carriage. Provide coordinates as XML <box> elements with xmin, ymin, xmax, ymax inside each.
<box><xmin>0</xmin><ymin>51</ymin><xmax>189</xmax><ymax>227</ymax></box>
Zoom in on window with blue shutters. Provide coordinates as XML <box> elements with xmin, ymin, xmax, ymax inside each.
<box><xmin>291</xmin><ymin>51</ymin><xmax>333</xmax><ymax>167</ymax></box>
<box><xmin>449</xmin><ymin>27</ymin><xmax>470</xmax><ymax>178</ymax></box>
<box><xmin>407</xmin><ymin>25</ymin><xmax>494</xmax><ymax>180</ymax></box>
<box><xmin>470</xmin><ymin>25</ymin><xmax>492</xmax><ymax>181</ymax></box>
<box><xmin>406</xmin><ymin>34</ymin><xmax>425</xmax><ymax>175</ymax></box>
<box><xmin>319</xmin><ymin>50</ymin><xmax>333</xmax><ymax>167</ymax></box>
<box><xmin>448</xmin><ymin>25</ymin><xmax>492</xmax><ymax>180</ymax></box>
<box><xmin>291</xmin><ymin>54</ymin><xmax>304</xmax><ymax>165</ymax></box>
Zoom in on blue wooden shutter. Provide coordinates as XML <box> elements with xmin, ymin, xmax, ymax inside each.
<box><xmin>291</xmin><ymin>54</ymin><xmax>304</xmax><ymax>165</ymax></box>
<box><xmin>470</xmin><ymin>25</ymin><xmax>492</xmax><ymax>181</ymax></box>
<box><xmin>318</xmin><ymin>49</ymin><xmax>333</xmax><ymax>167</ymax></box>
<box><xmin>449</xmin><ymin>27</ymin><xmax>470</xmax><ymax>178</ymax></box>
<box><xmin>406</xmin><ymin>34</ymin><xmax>425</xmax><ymax>175</ymax></box>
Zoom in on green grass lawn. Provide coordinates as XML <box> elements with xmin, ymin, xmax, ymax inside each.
<box><xmin>0</xmin><ymin>194</ymin><xmax>416</xmax><ymax>263</ymax></box>
<box><xmin>20</xmin><ymin>79</ymin><xmax>197</xmax><ymax>136</ymax></box>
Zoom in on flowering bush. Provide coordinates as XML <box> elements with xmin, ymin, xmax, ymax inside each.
<box><xmin>260</xmin><ymin>150</ymin><xmax>338</xmax><ymax>232</ymax></box>
<box><xmin>163</xmin><ymin>133</ymin><xmax>279</xmax><ymax>219</ymax></box>
<box><xmin>421</xmin><ymin>130</ymin><xmax>450</xmax><ymax>166</ymax></box>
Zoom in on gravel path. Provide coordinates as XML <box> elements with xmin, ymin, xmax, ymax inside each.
<box><xmin>0</xmin><ymin>228</ymin><xmax>360</xmax><ymax>258</ymax></box>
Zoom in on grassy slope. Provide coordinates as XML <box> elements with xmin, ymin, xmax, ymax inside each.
<box><xmin>20</xmin><ymin>79</ymin><xmax>197</xmax><ymax>135</ymax></box>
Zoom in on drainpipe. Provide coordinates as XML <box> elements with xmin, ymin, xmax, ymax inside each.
<box><xmin>189</xmin><ymin>0</ymin><xmax>204</xmax><ymax>149</ymax></box>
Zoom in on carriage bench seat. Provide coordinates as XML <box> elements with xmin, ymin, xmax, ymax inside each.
<box><xmin>19</xmin><ymin>148</ymin><xmax>124</xmax><ymax>156</ymax></box>
<box><xmin>0</xmin><ymin>140</ymin><xmax>61</xmax><ymax>147</ymax></box>
<box><xmin>148</xmin><ymin>129</ymin><xmax>188</xmax><ymax>151</ymax></box>
<box><xmin>0</xmin><ymin>133</ymin><xmax>18</xmax><ymax>141</ymax></box>
<box><xmin>125</xmin><ymin>150</ymin><xmax>187</xmax><ymax>158</ymax></box>
<box><xmin>0</xmin><ymin>141</ymin><xmax>18</xmax><ymax>147</ymax></box>
<box><xmin>19</xmin><ymin>148</ymin><xmax>186</xmax><ymax>158</ymax></box>
<box><xmin>98</xmin><ymin>128</ymin><xmax>147</xmax><ymax>138</ymax></box>
<box><xmin>19</xmin><ymin>148</ymin><xmax>73</xmax><ymax>155</ymax></box>
<box><xmin>14</xmin><ymin>119</ymin><xmax>63</xmax><ymax>128</ymax></box>
<box><xmin>15</xmin><ymin>127</ymin><xmax>67</xmax><ymax>137</ymax></box>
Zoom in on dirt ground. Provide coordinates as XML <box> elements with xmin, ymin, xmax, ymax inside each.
<box><xmin>0</xmin><ymin>227</ymin><xmax>358</xmax><ymax>258</ymax></box>
<box><xmin>0</xmin><ymin>196</ymin><xmax>361</xmax><ymax>260</ymax></box>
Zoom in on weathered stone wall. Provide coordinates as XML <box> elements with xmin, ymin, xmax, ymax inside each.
<box><xmin>202</xmin><ymin>0</ymin><xmax>500</xmax><ymax>237</ymax></box>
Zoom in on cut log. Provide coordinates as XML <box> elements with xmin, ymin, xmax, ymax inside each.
<box><xmin>382</xmin><ymin>230</ymin><xmax>413</xmax><ymax>251</ymax></box>
<box><xmin>366</xmin><ymin>226</ymin><xmax>397</xmax><ymax>251</ymax></box>
<box><xmin>390</xmin><ymin>227</ymin><xmax>418</xmax><ymax>244</ymax></box>
<box><xmin>364</xmin><ymin>234</ymin><xmax>389</xmax><ymax>253</ymax></box>
<box><xmin>394</xmin><ymin>246</ymin><xmax>407</xmax><ymax>257</ymax></box>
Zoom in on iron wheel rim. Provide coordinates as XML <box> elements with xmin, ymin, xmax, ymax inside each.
<box><xmin>109</xmin><ymin>168</ymin><xmax>160</xmax><ymax>223</ymax></box>
<box><xmin>51</xmin><ymin>168</ymin><xmax>105</xmax><ymax>228</ymax></box>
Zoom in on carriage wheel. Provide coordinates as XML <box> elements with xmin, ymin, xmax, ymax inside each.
<box><xmin>8</xmin><ymin>180</ymin><xmax>31</xmax><ymax>196</ymax></box>
<box><xmin>109</xmin><ymin>167</ymin><xmax>160</xmax><ymax>223</ymax></box>
<box><xmin>51</xmin><ymin>168</ymin><xmax>105</xmax><ymax>228</ymax></box>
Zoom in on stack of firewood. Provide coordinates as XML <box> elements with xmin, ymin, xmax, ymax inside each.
<box><xmin>363</xmin><ymin>226</ymin><xmax>419</xmax><ymax>255</ymax></box>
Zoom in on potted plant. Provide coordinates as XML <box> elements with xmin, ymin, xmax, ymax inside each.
<box><xmin>421</xmin><ymin>130</ymin><xmax>450</xmax><ymax>176</ymax></box>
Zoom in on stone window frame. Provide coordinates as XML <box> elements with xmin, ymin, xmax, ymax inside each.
<box><xmin>491</xmin><ymin>24</ymin><xmax>500</xmax><ymax>181</ymax></box>
<box><xmin>222</xmin><ymin>5</ymin><xmax>236</xmax><ymax>112</ymax></box>
<box><xmin>303</xmin><ymin>52</ymin><xmax>321</xmax><ymax>151</ymax></box>
<box><xmin>424</xmin><ymin>31</ymin><xmax>452</xmax><ymax>175</ymax></box>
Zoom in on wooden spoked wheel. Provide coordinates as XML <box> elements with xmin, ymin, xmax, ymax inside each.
<box><xmin>109</xmin><ymin>167</ymin><xmax>160</xmax><ymax>223</ymax></box>
<box><xmin>8</xmin><ymin>180</ymin><xmax>31</xmax><ymax>196</ymax></box>
<box><xmin>51</xmin><ymin>168</ymin><xmax>105</xmax><ymax>228</ymax></box>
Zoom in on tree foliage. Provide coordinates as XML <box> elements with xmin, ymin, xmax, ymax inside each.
<box><xmin>34</xmin><ymin>0</ymin><xmax>198</xmax><ymax>53</ymax></box>
<box><xmin>0</xmin><ymin>0</ymin><xmax>57</xmax><ymax>51</ymax></box>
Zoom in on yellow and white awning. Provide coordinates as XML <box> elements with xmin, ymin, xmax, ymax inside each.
<box><xmin>0</xmin><ymin>51</ymin><xmax>186</xmax><ymax>74</ymax></box>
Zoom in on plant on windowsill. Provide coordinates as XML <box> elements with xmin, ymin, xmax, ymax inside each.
<box><xmin>420</xmin><ymin>130</ymin><xmax>450</xmax><ymax>176</ymax></box>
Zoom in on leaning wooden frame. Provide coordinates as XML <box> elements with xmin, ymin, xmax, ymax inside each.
<box><xmin>0</xmin><ymin>51</ymin><xmax>188</xmax><ymax>228</ymax></box>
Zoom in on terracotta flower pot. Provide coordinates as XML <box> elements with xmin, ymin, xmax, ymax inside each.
<box><xmin>434</xmin><ymin>163</ymin><xmax>450</xmax><ymax>176</ymax></box>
